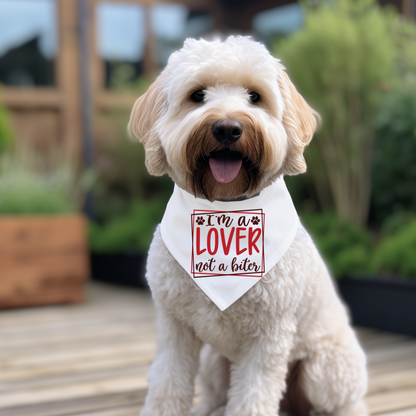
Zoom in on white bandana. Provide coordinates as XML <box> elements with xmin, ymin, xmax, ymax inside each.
<box><xmin>160</xmin><ymin>176</ymin><xmax>299</xmax><ymax>311</ymax></box>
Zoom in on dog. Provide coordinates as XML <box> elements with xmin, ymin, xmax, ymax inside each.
<box><xmin>128</xmin><ymin>36</ymin><xmax>368</xmax><ymax>416</ymax></box>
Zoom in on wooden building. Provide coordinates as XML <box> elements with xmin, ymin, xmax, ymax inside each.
<box><xmin>0</xmin><ymin>0</ymin><xmax>414</xmax><ymax>164</ymax></box>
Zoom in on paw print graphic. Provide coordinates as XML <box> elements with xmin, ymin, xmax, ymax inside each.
<box><xmin>196</xmin><ymin>216</ymin><xmax>205</xmax><ymax>225</ymax></box>
<box><xmin>251</xmin><ymin>216</ymin><xmax>260</xmax><ymax>225</ymax></box>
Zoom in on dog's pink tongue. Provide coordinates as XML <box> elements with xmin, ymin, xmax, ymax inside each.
<box><xmin>209</xmin><ymin>155</ymin><xmax>242</xmax><ymax>184</ymax></box>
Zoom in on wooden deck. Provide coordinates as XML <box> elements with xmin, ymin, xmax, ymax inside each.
<box><xmin>0</xmin><ymin>282</ymin><xmax>415</xmax><ymax>416</ymax></box>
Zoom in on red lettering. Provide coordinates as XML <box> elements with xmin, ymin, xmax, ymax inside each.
<box><xmin>236</xmin><ymin>227</ymin><xmax>247</xmax><ymax>255</ymax></box>
<box><xmin>220</xmin><ymin>227</ymin><xmax>235</xmax><ymax>255</ymax></box>
<box><xmin>248</xmin><ymin>227</ymin><xmax>261</xmax><ymax>255</ymax></box>
<box><xmin>207</xmin><ymin>228</ymin><xmax>219</xmax><ymax>255</ymax></box>
<box><xmin>196</xmin><ymin>227</ymin><xmax>206</xmax><ymax>255</ymax></box>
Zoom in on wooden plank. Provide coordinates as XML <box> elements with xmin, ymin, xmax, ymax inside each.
<box><xmin>0</xmin><ymin>372</ymin><xmax>149</xmax><ymax>408</ymax></box>
<box><xmin>0</xmin><ymin>311</ymin><xmax>155</xmax><ymax>337</ymax></box>
<box><xmin>56</xmin><ymin>0</ymin><xmax>82</xmax><ymax>160</ymax></box>
<box><xmin>0</xmin><ymin>256</ymin><xmax>89</xmax><ymax>308</ymax></box>
<box><xmin>0</xmin><ymin>252</ymin><xmax>88</xmax><ymax>285</ymax></box>
<box><xmin>0</xmin><ymin>215</ymin><xmax>88</xmax><ymax>256</ymax></box>
<box><xmin>70</xmin><ymin>406</ymin><xmax>143</xmax><ymax>416</ymax></box>
<box><xmin>359</xmin><ymin>333</ymin><xmax>411</xmax><ymax>349</ymax></box>
<box><xmin>0</xmin><ymin>215</ymin><xmax>89</xmax><ymax>308</ymax></box>
<box><xmin>0</xmin><ymin>321</ymin><xmax>157</xmax><ymax>350</ymax></box>
<box><xmin>365</xmin><ymin>341</ymin><xmax>416</xmax><ymax>365</ymax></box>
<box><xmin>368</xmin><ymin>355</ymin><xmax>416</xmax><ymax>376</ymax></box>
<box><xmin>375</xmin><ymin>407</ymin><xmax>416</xmax><ymax>416</ymax></box>
<box><xmin>0</xmin><ymin>364</ymin><xmax>149</xmax><ymax>393</ymax></box>
<box><xmin>2</xmin><ymin>281</ymin><xmax>416</xmax><ymax>416</ymax></box>
<box><xmin>354</xmin><ymin>327</ymin><xmax>411</xmax><ymax>348</ymax></box>
<box><xmin>0</xmin><ymin>352</ymin><xmax>154</xmax><ymax>384</ymax></box>
<box><xmin>1</xmin><ymin>88</ymin><xmax>62</xmax><ymax>109</ymax></box>
<box><xmin>0</xmin><ymin>296</ymin><xmax>155</xmax><ymax>329</ymax></box>
<box><xmin>95</xmin><ymin>92</ymin><xmax>139</xmax><ymax>111</ymax></box>
<box><xmin>0</xmin><ymin>340</ymin><xmax>155</xmax><ymax>369</ymax></box>
<box><xmin>0</xmin><ymin>391</ymin><xmax>145</xmax><ymax>416</ymax></box>
<box><xmin>367</xmin><ymin>387</ymin><xmax>416</xmax><ymax>414</ymax></box>
<box><xmin>368</xmin><ymin>367</ymin><xmax>416</xmax><ymax>394</ymax></box>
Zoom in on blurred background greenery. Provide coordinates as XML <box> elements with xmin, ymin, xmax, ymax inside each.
<box><xmin>0</xmin><ymin>0</ymin><xmax>415</xmax><ymax>282</ymax></box>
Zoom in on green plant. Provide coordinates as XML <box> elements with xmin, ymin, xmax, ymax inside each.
<box><xmin>275</xmin><ymin>0</ymin><xmax>396</xmax><ymax>225</ymax></box>
<box><xmin>370</xmin><ymin>77</ymin><xmax>416</xmax><ymax>226</ymax></box>
<box><xmin>379</xmin><ymin>211</ymin><xmax>416</xmax><ymax>238</ymax></box>
<box><xmin>108</xmin><ymin>63</ymin><xmax>153</xmax><ymax>95</ymax></box>
<box><xmin>0</xmin><ymin>152</ymin><xmax>89</xmax><ymax>214</ymax></box>
<box><xmin>94</xmin><ymin>117</ymin><xmax>172</xmax><ymax>222</ymax></box>
<box><xmin>89</xmin><ymin>198</ymin><xmax>166</xmax><ymax>253</ymax></box>
<box><xmin>372</xmin><ymin>219</ymin><xmax>416</xmax><ymax>279</ymax></box>
<box><xmin>300</xmin><ymin>212</ymin><xmax>373</xmax><ymax>278</ymax></box>
<box><xmin>0</xmin><ymin>86</ymin><xmax>14</xmax><ymax>152</ymax></box>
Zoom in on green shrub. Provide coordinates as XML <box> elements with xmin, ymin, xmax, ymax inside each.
<box><xmin>379</xmin><ymin>211</ymin><xmax>416</xmax><ymax>238</ymax></box>
<box><xmin>0</xmin><ymin>153</ymin><xmax>85</xmax><ymax>214</ymax></box>
<box><xmin>301</xmin><ymin>212</ymin><xmax>373</xmax><ymax>279</ymax></box>
<box><xmin>371</xmin><ymin>82</ymin><xmax>416</xmax><ymax>225</ymax></box>
<box><xmin>89</xmin><ymin>198</ymin><xmax>166</xmax><ymax>254</ymax></box>
<box><xmin>0</xmin><ymin>87</ymin><xmax>14</xmax><ymax>152</ymax></box>
<box><xmin>94</xmin><ymin>119</ymin><xmax>173</xmax><ymax>222</ymax></box>
<box><xmin>373</xmin><ymin>219</ymin><xmax>416</xmax><ymax>279</ymax></box>
<box><xmin>274</xmin><ymin>0</ymin><xmax>396</xmax><ymax>225</ymax></box>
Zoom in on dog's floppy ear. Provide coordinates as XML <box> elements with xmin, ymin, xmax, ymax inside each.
<box><xmin>128</xmin><ymin>75</ymin><xmax>169</xmax><ymax>176</ymax></box>
<box><xmin>279</xmin><ymin>68</ymin><xmax>320</xmax><ymax>176</ymax></box>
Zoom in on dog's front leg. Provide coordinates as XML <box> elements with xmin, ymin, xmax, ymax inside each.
<box><xmin>225</xmin><ymin>332</ymin><xmax>293</xmax><ymax>416</ymax></box>
<box><xmin>140</xmin><ymin>310</ymin><xmax>202</xmax><ymax>416</ymax></box>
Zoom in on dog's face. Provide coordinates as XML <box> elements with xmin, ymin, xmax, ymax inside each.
<box><xmin>129</xmin><ymin>36</ymin><xmax>318</xmax><ymax>201</ymax></box>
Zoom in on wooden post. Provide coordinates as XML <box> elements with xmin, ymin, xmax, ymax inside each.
<box><xmin>402</xmin><ymin>0</ymin><xmax>415</xmax><ymax>20</ymax></box>
<box><xmin>78</xmin><ymin>0</ymin><xmax>96</xmax><ymax>218</ymax></box>
<box><xmin>142</xmin><ymin>5</ymin><xmax>159</xmax><ymax>78</ymax></box>
<box><xmin>56</xmin><ymin>0</ymin><xmax>82</xmax><ymax>161</ymax></box>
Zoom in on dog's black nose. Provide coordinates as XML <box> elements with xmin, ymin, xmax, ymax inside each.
<box><xmin>212</xmin><ymin>119</ymin><xmax>243</xmax><ymax>145</ymax></box>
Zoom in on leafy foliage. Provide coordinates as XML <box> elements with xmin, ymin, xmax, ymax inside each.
<box><xmin>89</xmin><ymin>199</ymin><xmax>166</xmax><ymax>253</ymax></box>
<box><xmin>379</xmin><ymin>211</ymin><xmax>416</xmax><ymax>238</ymax></box>
<box><xmin>0</xmin><ymin>153</ymin><xmax>88</xmax><ymax>214</ymax></box>
<box><xmin>275</xmin><ymin>0</ymin><xmax>396</xmax><ymax>224</ymax></box>
<box><xmin>301</xmin><ymin>212</ymin><xmax>373</xmax><ymax>279</ymax></box>
<box><xmin>94</xmin><ymin>115</ymin><xmax>173</xmax><ymax>222</ymax></box>
<box><xmin>0</xmin><ymin>87</ymin><xmax>14</xmax><ymax>152</ymax></box>
<box><xmin>372</xmin><ymin>219</ymin><xmax>416</xmax><ymax>279</ymax></box>
<box><xmin>371</xmin><ymin>73</ymin><xmax>416</xmax><ymax>226</ymax></box>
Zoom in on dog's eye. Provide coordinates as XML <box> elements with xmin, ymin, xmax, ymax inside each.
<box><xmin>190</xmin><ymin>90</ymin><xmax>205</xmax><ymax>103</ymax></box>
<box><xmin>249</xmin><ymin>92</ymin><xmax>260</xmax><ymax>104</ymax></box>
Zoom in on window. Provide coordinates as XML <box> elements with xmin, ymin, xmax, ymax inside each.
<box><xmin>0</xmin><ymin>0</ymin><xmax>57</xmax><ymax>86</ymax></box>
<box><xmin>96</xmin><ymin>1</ymin><xmax>214</xmax><ymax>89</ymax></box>
<box><xmin>253</xmin><ymin>3</ymin><xmax>304</xmax><ymax>46</ymax></box>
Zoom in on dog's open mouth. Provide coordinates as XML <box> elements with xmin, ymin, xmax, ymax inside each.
<box><xmin>208</xmin><ymin>149</ymin><xmax>243</xmax><ymax>184</ymax></box>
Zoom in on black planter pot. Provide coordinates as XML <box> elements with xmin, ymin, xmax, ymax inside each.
<box><xmin>338</xmin><ymin>276</ymin><xmax>416</xmax><ymax>337</ymax></box>
<box><xmin>90</xmin><ymin>253</ymin><xmax>149</xmax><ymax>289</ymax></box>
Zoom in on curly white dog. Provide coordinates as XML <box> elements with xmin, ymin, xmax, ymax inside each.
<box><xmin>128</xmin><ymin>36</ymin><xmax>368</xmax><ymax>416</ymax></box>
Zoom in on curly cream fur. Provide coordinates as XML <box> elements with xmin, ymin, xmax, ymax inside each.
<box><xmin>130</xmin><ymin>36</ymin><xmax>368</xmax><ymax>416</ymax></box>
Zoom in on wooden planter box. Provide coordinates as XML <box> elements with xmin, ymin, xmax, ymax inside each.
<box><xmin>90</xmin><ymin>252</ymin><xmax>148</xmax><ymax>289</ymax></box>
<box><xmin>0</xmin><ymin>215</ymin><xmax>90</xmax><ymax>309</ymax></box>
<box><xmin>338</xmin><ymin>276</ymin><xmax>416</xmax><ymax>337</ymax></box>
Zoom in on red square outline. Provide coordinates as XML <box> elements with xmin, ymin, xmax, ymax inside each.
<box><xmin>191</xmin><ymin>209</ymin><xmax>265</xmax><ymax>279</ymax></box>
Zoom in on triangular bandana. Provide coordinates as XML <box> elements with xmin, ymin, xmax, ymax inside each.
<box><xmin>160</xmin><ymin>176</ymin><xmax>299</xmax><ymax>311</ymax></box>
